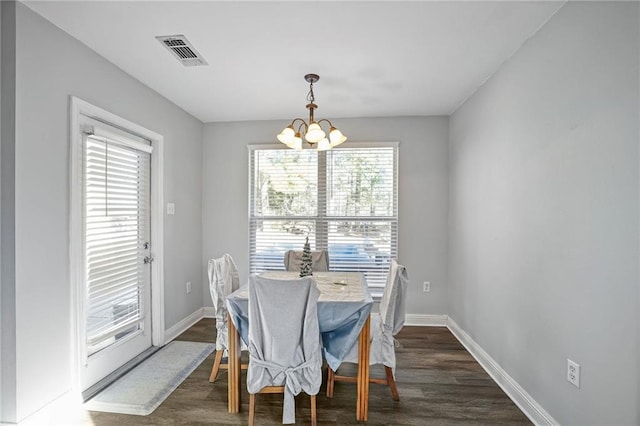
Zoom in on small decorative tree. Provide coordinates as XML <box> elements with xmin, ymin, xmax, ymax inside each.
<box><xmin>299</xmin><ymin>236</ymin><xmax>313</xmax><ymax>277</ymax></box>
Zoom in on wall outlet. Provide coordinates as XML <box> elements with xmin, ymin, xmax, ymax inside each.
<box><xmin>423</xmin><ymin>281</ymin><xmax>431</xmax><ymax>292</ymax></box>
<box><xmin>186</xmin><ymin>281</ymin><xmax>191</xmax><ymax>294</ymax></box>
<box><xmin>167</xmin><ymin>202</ymin><xmax>176</xmax><ymax>215</ymax></box>
<box><xmin>567</xmin><ymin>359</ymin><xmax>580</xmax><ymax>388</ymax></box>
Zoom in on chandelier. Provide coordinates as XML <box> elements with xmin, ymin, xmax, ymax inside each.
<box><xmin>277</xmin><ymin>73</ymin><xmax>347</xmax><ymax>151</ymax></box>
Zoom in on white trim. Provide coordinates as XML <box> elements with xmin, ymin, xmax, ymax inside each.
<box><xmin>72</xmin><ymin>98</ymin><xmax>163</xmax><ymax>142</ymax></box>
<box><xmin>86</xmin><ymin>132</ymin><xmax>154</xmax><ymax>155</ymax></box>
<box><xmin>69</xmin><ymin>97</ymin><xmax>85</xmax><ymax>392</ymax></box>
<box><xmin>150</xmin><ymin>124</ymin><xmax>165</xmax><ymax>347</ymax></box>
<box><xmin>4</xmin><ymin>390</ymin><xmax>85</xmax><ymax>426</ymax></box>
<box><xmin>202</xmin><ymin>307</ymin><xmax>216</xmax><ymax>318</ymax></box>
<box><xmin>334</xmin><ymin>141</ymin><xmax>400</xmax><ymax>149</ymax></box>
<box><xmin>164</xmin><ymin>309</ymin><xmax>205</xmax><ymax>343</ymax></box>
<box><xmin>447</xmin><ymin>317</ymin><xmax>559</xmax><ymax>426</ymax></box>
<box><xmin>82</xmin><ymin>116</ymin><xmax>153</xmax><ymax>153</ymax></box>
<box><xmin>247</xmin><ymin>143</ymin><xmax>287</xmax><ymax>151</ymax></box>
<box><xmin>247</xmin><ymin>141</ymin><xmax>400</xmax><ymax>151</ymax></box>
<box><xmin>69</xmin><ymin>96</ymin><xmax>165</xmax><ymax>392</ymax></box>
<box><xmin>404</xmin><ymin>314</ymin><xmax>448</xmax><ymax>327</ymax></box>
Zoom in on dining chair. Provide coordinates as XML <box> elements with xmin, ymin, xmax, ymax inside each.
<box><xmin>207</xmin><ymin>253</ymin><xmax>247</xmax><ymax>382</ymax></box>
<box><xmin>284</xmin><ymin>249</ymin><xmax>330</xmax><ymax>272</ymax></box>
<box><xmin>326</xmin><ymin>259</ymin><xmax>408</xmax><ymax>401</ymax></box>
<box><xmin>247</xmin><ymin>274</ymin><xmax>322</xmax><ymax>425</ymax></box>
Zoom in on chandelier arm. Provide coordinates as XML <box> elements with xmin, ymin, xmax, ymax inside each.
<box><xmin>316</xmin><ymin>118</ymin><xmax>334</xmax><ymax>128</ymax></box>
<box><xmin>289</xmin><ymin>118</ymin><xmax>308</xmax><ymax>126</ymax></box>
<box><xmin>295</xmin><ymin>121</ymin><xmax>308</xmax><ymax>134</ymax></box>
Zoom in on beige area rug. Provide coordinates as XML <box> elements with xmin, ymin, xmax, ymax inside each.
<box><xmin>84</xmin><ymin>341</ymin><xmax>214</xmax><ymax>416</ymax></box>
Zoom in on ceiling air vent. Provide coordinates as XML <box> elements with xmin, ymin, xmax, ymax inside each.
<box><xmin>156</xmin><ymin>34</ymin><xmax>207</xmax><ymax>67</ymax></box>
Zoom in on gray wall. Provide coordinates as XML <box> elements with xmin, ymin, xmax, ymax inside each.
<box><xmin>0</xmin><ymin>1</ymin><xmax>17</xmax><ymax>422</ymax></box>
<box><xmin>5</xmin><ymin>1</ymin><xmax>637</xmax><ymax>423</ymax></box>
<box><xmin>8</xmin><ymin>3</ymin><xmax>203</xmax><ymax>421</ymax></box>
<box><xmin>202</xmin><ymin>116</ymin><xmax>449</xmax><ymax>317</ymax></box>
<box><xmin>449</xmin><ymin>2</ymin><xmax>639</xmax><ymax>425</ymax></box>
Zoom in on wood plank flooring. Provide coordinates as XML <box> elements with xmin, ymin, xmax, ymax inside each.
<box><xmin>87</xmin><ymin>318</ymin><xmax>531</xmax><ymax>425</ymax></box>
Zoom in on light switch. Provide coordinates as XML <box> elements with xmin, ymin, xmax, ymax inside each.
<box><xmin>167</xmin><ymin>203</ymin><xmax>176</xmax><ymax>215</ymax></box>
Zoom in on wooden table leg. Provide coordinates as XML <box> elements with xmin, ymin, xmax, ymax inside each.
<box><xmin>227</xmin><ymin>313</ymin><xmax>241</xmax><ymax>413</ymax></box>
<box><xmin>356</xmin><ymin>315</ymin><xmax>371</xmax><ymax>421</ymax></box>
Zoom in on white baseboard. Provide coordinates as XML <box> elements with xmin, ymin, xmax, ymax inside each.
<box><xmin>405</xmin><ymin>314</ymin><xmax>448</xmax><ymax>326</ymax></box>
<box><xmin>164</xmin><ymin>308</ymin><xmax>205</xmax><ymax>343</ymax></box>
<box><xmin>446</xmin><ymin>317</ymin><xmax>558</xmax><ymax>426</ymax></box>
<box><xmin>202</xmin><ymin>307</ymin><xmax>215</xmax><ymax>318</ymax></box>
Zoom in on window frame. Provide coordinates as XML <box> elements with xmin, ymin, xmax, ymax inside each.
<box><xmin>247</xmin><ymin>141</ymin><xmax>399</xmax><ymax>297</ymax></box>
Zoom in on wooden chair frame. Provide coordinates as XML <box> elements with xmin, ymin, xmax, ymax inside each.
<box><xmin>327</xmin><ymin>364</ymin><xmax>399</xmax><ymax>401</ymax></box>
<box><xmin>208</xmin><ymin>350</ymin><xmax>247</xmax><ymax>383</ymax></box>
<box><xmin>249</xmin><ymin>386</ymin><xmax>317</xmax><ymax>426</ymax></box>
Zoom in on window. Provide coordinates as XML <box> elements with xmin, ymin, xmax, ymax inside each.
<box><xmin>249</xmin><ymin>143</ymin><xmax>398</xmax><ymax>297</ymax></box>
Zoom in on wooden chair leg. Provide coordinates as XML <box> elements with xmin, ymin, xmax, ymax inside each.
<box><xmin>248</xmin><ymin>393</ymin><xmax>256</xmax><ymax>426</ymax></box>
<box><xmin>385</xmin><ymin>366</ymin><xmax>400</xmax><ymax>401</ymax></box>
<box><xmin>209</xmin><ymin>350</ymin><xmax>223</xmax><ymax>383</ymax></box>
<box><xmin>310</xmin><ymin>394</ymin><xmax>317</xmax><ymax>426</ymax></box>
<box><xmin>326</xmin><ymin>368</ymin><xmax>334</xmax><ymax>398</ymax></box>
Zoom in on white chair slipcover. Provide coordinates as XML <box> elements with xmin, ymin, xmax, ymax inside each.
<box><xmin>208</xmin><ymin>253</ymin><xmax>240</xmax><ymax>354</ymax></box>
<box><xmin>343</xmin><ymin>259</ymin><xmax>408</xmax><ymax>376</ymax></box>
<box><xmin>283</xmin><ymin>250</ymin><xmax>330</xmax><ymax>272</ymax></box>
<box><xmin>247</xmin><ymin>275</ymin><xmax>322</xmax><ymax>424</ymax></box>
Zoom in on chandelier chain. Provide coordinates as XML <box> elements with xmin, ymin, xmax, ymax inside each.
<box><xmin>306</xmin><ymin>82</ymin><xmax>315</xmax><ymax>103</ymax></box>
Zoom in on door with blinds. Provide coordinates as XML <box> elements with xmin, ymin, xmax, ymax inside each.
<box><xmin>79</xmin><ymin>118</ymin><xmax>153</xmax><ymax>391</ymax></box>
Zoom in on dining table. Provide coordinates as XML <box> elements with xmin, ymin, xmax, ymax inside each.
<box><xmin>225</xmin><ymin>271</ymin><xmax>374</xmax><ymax>421</ymax></box>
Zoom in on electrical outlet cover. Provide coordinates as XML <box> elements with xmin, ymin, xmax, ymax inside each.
<box><xmin>567</xmin><ymin>359</ymin><xmax>580</xmax><ymax>388</ymax></box>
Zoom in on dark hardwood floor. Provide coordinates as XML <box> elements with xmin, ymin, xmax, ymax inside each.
<box><xmin>87</xmin><ymin>318</ymin><xmax>531</xmax><ymax>425</ymax></box>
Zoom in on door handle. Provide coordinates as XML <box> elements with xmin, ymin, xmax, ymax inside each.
<box><xmin>144</xmin><ymin>256</ymin><xmax>154</xmax><ymax>264</ymax></box>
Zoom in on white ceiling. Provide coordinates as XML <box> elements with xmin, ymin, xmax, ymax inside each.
<box><xmin>24</xmin><ymin>1</ymin><xmax>564</xmax><ymax>123</ymax></box>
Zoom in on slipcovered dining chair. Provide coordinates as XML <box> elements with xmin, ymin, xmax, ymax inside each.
<box><xmin>284</xmin><ymin>249</ymin><xmax>330</xmax><ymax>272</ymax></box>
<box><xmin>207</xmin><ymin>253</ymin><xmax>247</xmax><ymax>382</ymax></box>
<box><xmin>326</xmin><ymin>259</ymin><xmax>408</xmax><ymax>401</ymax></box>
<box><xmin>247</xmin><ymin>275</ymin><xmax>322</xmax><ymax>425</ymax></box>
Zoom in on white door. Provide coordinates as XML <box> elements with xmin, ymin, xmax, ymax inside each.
<box><xmin>78</xmin><ymin>119</ymin><xmax>154</xmax><ymax>391</ymax></box>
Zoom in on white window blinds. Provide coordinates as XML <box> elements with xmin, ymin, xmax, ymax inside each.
<box><xmin>83</xmin><ymin>134</ymin><xmax>151</xmax><ymax>355</ymax></box>
<box><xmin>249</xmin><ymin>144</ymin><xmax>398</xmax><ymax>296</ymax></box>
